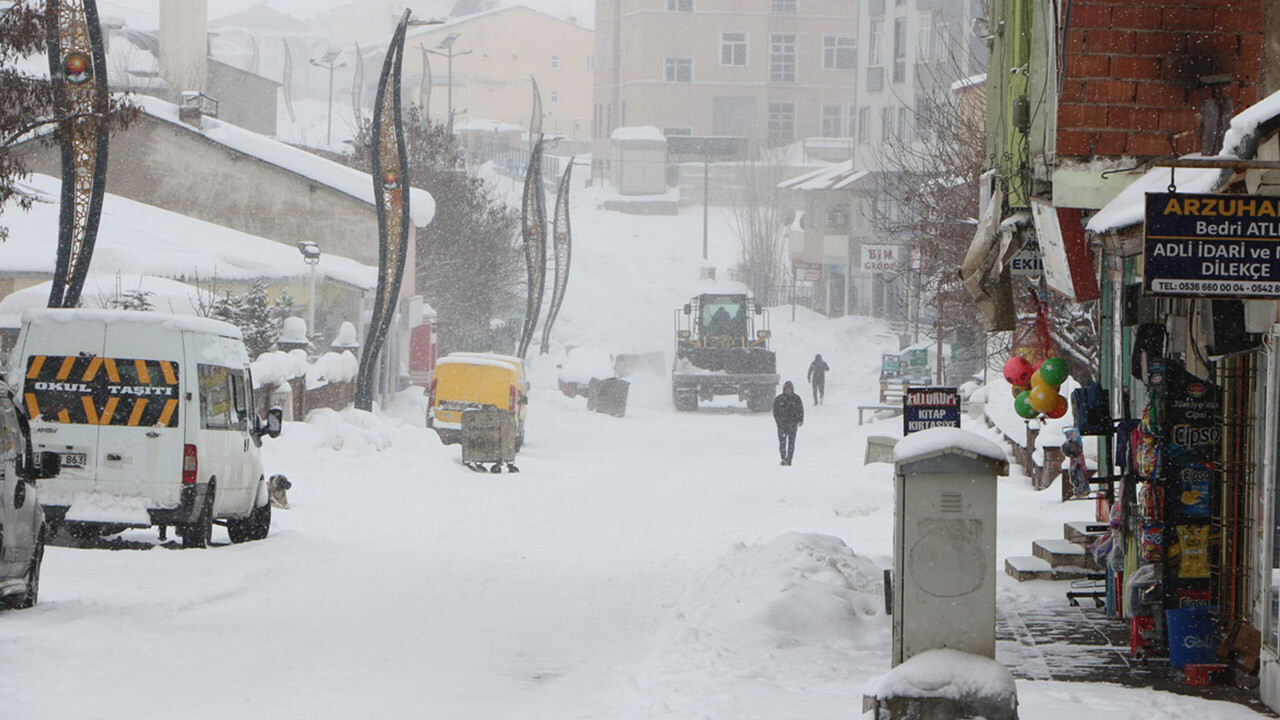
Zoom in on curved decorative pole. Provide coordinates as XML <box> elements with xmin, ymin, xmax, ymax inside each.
<box><xmin>539</xmin><ymin>159</ymin><xmax>574</xmax><ymax>355</ymax></box>
<box><xmin>355</xmin><ymin>9</ymin><xmax>412</xmax><ymax>411</ymax></box>
<box><xmin>46</xmin><ymin>0</ymin><xmax>110</xmax><ymax>309</ymax></box>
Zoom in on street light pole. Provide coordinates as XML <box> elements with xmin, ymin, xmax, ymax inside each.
<box><xmin>427</xmin><ymin>33</ymin><xmax>471</xmax><ymax>134</ymax></box>
<box><xmin>310</xmin><ymin>50</ymin><xmax>347</xmax><ymax>146</ymax></box>
<box><xmin>297</xmin><ymin>242</ymin><xmax>321</xmax><ymax>336</ymax></box>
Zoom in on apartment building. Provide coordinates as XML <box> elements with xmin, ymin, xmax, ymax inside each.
<box><xmin>848</xmin><ymin>0</ymin><xmax>984</xmax><ymax>173</ymax></box>
<box><xmin>592</xmin><ymin>0</ymin><xmax>861</xmax><ymax>163</ymax></box>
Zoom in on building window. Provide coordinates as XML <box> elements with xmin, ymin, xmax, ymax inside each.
<box><xmin>587</xmin><ymin>55</ymin><xmax>595</xmax><ymax>71</ymax></box>
<box><xmin>821</xmin><ymin>104</ymin><xmax>842</xmax><ymax>138</ymax></box>
<box><xmin>823</xmin><ymin>35</ymin><xmax>856</xmax><ymax>70</ymax></box>
<box><xmin>915</xmin><ymin>96</ymin><xmax>932</xmax><ymax>142</ymax></box>
<box><xmin>664</xmin><ymin>56</ymin><xmax>693</xmax><ymax>82</ymax></box>
<box><xmin>917</xmin><ymin>13</ymin><xmax>933</xmax><ymax>63</ymax></box>
<box><xmin>721</xmin><ymin>31</ymin><xmax>747</xmax><ymax>66</ymax></box>
<box><xmin>767</xmin><ymin>101</ymin><xmax>795</xmax><ymax>146</ymax></box>
<box><xmin>897</xmin><ymin>107</ymin><xmax>911</xmax><ymax>142</ymax></box>
<box><xmin>868</xmin><ymin>20</ymin><xmax>883</xmax><ymax>67</ymax></box>
<box><xmin>770</xmin><ymin>0</ymin><xmax>797</xmax><ymax>13</ymax></box>
<box><xmin>550</xmin><ymin>90</ymin><xmax>559</xmax><ymax>104</ymax></box>
<box><xmin>664</xmin><ymin>127</ymin><xmax>693</xmax><ymax>136</ymax></box>
<box><xmin>769</xmin><ymin>34</ymin><xmax>796</xmax><ymax>83</ymax></box>
<box><xmin>858</xmin><ymin>107</ymin><xmax>869</xmax><ymax>143</ymax></box>
<box><xmin>666</xmin><ymin>0</ymin><xmax>693</xmax><ymax>11</ymax></box>
<box><xmin>880</xmin><ymin>107</ymin><xmax>892</xmax><ymax>141</ymax></box>
<box><xmin>847</xmin><ymin>103</ymin><xmax>857</xmax><ymax>138</ymax></box>
<box><xmin>551</xmin><ymin>55</ymin><xmax>560</xmax><ymax>69</ymax></box>
<box><xmin>893</xmin><ymin>17</ymin><xmax>907</xmax><ymax>83</ymax></box>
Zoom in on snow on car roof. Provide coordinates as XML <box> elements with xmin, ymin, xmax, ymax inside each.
<box><xmin>436</xmin><ymin>356</ymin><xmax>519</xmax><ymax>371</ymax></box>
<box><xmin>21</xmin><ymin>308</ymin><xmax>243</xmax><ymax>339</ymax></box>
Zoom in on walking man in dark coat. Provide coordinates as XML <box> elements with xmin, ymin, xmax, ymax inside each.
<box><xmin>807</xmin><ymin>353</ymin><xmax>829</xmax><ymax>405</ymax></box>
<box><xmin>773</xmin><ymin>381</ymin><xmax>804</xmax><ymax>466</ymax></box>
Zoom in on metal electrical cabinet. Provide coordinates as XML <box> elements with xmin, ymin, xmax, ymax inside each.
<box><xmin>892</xmin><ymin>430</ymin><xmax>1009</xmax><ymax>666</ymax></box>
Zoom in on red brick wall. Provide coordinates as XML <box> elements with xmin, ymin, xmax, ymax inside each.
<box><xmin>1056</xmin><ymin>1</ymin><xmax>1262</xmax><ymax>159</ymax></box>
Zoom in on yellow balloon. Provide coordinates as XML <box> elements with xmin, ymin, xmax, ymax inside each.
<box><xmin>1029</xmin><ymin>384</ymin><xmax>1058</xmax><ymax>413</ymax></box>
<box><xmin>1030</xmin><ymin>369</ymin><xmax>1044</xmax><ymax>388</ymax></box>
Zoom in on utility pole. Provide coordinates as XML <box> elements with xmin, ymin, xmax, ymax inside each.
<box><xmin>310</xmin><ymin>49</ymin><xmax>346</xmax><ymax>146</ymax></box>
<box><xmin>427</xmin><ymin>32</ymin><xmax>471</xmax><ymax>134</ymax></box>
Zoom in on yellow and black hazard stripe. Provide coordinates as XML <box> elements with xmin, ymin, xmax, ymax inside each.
<box><xmin>24</xmin><ymin>355</ymin><xmax>180</xmax><ymax>427</ymax></box>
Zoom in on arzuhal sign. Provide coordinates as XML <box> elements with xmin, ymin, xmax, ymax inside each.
<box><xmin>1144</xmin><ymin>192</ymin><xmax>1280</xmax><ymax>298</ymax></box>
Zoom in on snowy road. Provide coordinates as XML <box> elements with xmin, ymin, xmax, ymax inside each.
<box><xmin>3</xmin><ymin>184</ymin><xmax>1271</xmax><ymax>719</ymax></box>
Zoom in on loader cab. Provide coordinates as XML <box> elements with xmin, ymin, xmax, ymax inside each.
<box><xmin>677</xmin><ymin>294</ymin><xmax>768</xmax><ymax>351</ymax></box>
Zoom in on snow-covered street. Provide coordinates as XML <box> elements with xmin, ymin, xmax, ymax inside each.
<box><xmin>0</xmin><ymin>185</ymin><xmax>1271</xmax><ymax>719</ymax></box>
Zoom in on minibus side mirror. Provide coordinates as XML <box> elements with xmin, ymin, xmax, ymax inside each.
<box><xmin>265</xmin><ymin>407</ymin><xmax>283</xmax><ymax>439</ymax></box>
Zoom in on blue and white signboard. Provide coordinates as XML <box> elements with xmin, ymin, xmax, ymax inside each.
<box><xmin>1145</xmin><ymin>192</ymin><xmax>1280</xmax><ymax>298</ymax></box>
<box><xmin>903</xmin><ymin>386</ymin><xmax>961</xmax><ymax>435</ymax></box>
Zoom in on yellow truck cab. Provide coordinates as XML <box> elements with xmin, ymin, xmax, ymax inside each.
<box><xmin>428</xmin><ymin>353</ymin><xmax>527</xmax><ymax>449</ymax></box>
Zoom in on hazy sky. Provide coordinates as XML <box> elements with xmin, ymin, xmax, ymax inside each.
<box><xmin>95</xmin><ymin>0</ymin><xmax>594</xmax><ymax>28</ymax></box>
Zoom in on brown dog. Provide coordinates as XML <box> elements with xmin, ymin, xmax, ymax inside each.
<box><xmin>268</xmin><ymin>474</ymin><xmax>292</xmax><ymax>510</ymax></box>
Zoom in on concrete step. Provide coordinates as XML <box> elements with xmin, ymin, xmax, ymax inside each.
<box><xmin>1033</xmin><ymin>538</ymin><xmax>1101</xmax><ymax>570</ymax></box>
<box><xmin>1064</xmin><ymin>520</ymin><xmax>1108</xmax><ymax>544</ymax></box>
<box><xmin>1005</xmin><ymin>555</ymin><xmax>1100</xmax><ymax>582</ymax></box>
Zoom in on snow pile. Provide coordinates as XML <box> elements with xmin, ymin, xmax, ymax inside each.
<box><xmin>57</xmin><ymin>492</ymin><xmax>153</xmax><ymax>525</ymax></box>
<box><xmin>295</xmin><ymin>408</ymin><xmax>393</xmax><ymax>455</ymax></box>
<box><xmin>278</xmin><ymin>316</ymin><xmax>309</xmax><ymax>344</ymax></box>
<box><xmin>304</xmin><ymin>351</ymin><xmax>359</xmax><ymax>389</ymax></box>
<box><xmin>331</xmin><ymin>321</ymin><xmax>360</xmax><ymax>350</ymax></box>
<box><xmin>668</xmin><ymin>533</ymin><xmax>886</xmax><ymax>652</ymax></box>
<box><xmin>865</xmin><ymin>648</ymin><xmax>1017</xmax><ymax>701</ymax></box>
<box><xmin>249</xmin><ymin>349</ymin><xmax>311</xmax><ymax>388</ymax></box>
<box><xmin>894</xmin><ymin>427</ymin><xmax>1007</xmax><ymax>465</ymax></box>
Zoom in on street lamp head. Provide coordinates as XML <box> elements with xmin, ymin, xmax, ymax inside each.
<box><xmin>321</xmin><ymin>48</ymin><xmax>342</xmax><ymax>64</ymax></box>
<box><xmin>436</xmin><ymin>32</ymin><xmax>460</xmax><ymax>49</ymax></box>
<box><xmin>297</xmin><ymin>241</ymin><xmax>322</xmax><ymax>264</ymax></box>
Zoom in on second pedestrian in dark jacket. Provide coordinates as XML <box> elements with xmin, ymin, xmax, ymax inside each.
<box><xmin>772</xmin><ymin>381</ymin><xmax>804</xmax><ymax>466</ymax></box>
<box><xmin>807</xmin><ymin>354</ymin><xmax>830</xmax><ymax>405</ymax></box>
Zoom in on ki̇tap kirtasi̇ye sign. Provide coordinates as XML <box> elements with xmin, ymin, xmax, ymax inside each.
<box><xmin>903</xmin><ymin>386</ymin><xmax>960</xmax><ymax>435</ymax></box>
<box><xmin>1144</xmin><ymin>192</ymin><xmax>1280</xmax><ymax>298</ymax></box>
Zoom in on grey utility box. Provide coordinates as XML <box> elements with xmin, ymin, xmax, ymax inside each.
<box><xmin>892</xmin><ymin>427</ymin><xmax>1008</xmax><ymax>666</ymax></box>
<box><xmin>461</xmin><ymin>406</ymin><xmax>516</xmax><ymax>465</ymax></box>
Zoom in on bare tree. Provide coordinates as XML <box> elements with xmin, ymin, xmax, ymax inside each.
<box><xmin>729</xmin><ymin>151</ymin><xmax>790</xmax><ymax>305</ymax></box>
<box><xmin>346</xmin><ymin>107</ymin><xmax>523</xmax><ymax>352</ymax></box>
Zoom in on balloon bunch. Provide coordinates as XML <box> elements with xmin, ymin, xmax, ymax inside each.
<box><xmin>1003</xmin><ymin>355</ymin><xmax>1070</xmax><ymax>420</ymax></box>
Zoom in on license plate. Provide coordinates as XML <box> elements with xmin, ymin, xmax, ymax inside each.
<box><xmin>60</xmin><ymin>452</ymin><xmax>87</xmax><ymax>468</ymax></box>
<box><xmin>440</xmin><ymin>401</ymin><xmax>472</xmax><ymax>411</ymax></box>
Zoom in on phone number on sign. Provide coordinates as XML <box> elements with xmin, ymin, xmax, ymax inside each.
<box><xmin>1151</xmin><ymin>279</ymin><xmax>1280</xmax><ymax>295</ymax></box>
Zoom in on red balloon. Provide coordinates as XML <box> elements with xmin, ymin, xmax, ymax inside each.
<box><xmin>1003</xmin><ymin>356</ymin><xmax>1033</xmax><ymax>387</ymax></box>
<box><xmin>1047</xmin><ymin>394</ymin><xmax>1069</xmax><ymax>419</ymax></box>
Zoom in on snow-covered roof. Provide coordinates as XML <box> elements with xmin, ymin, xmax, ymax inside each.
<box><xmin>1087</xmin><ymin>86</ymin><xmax>1280</xmax><ymax>235</ymax></box>
<box><xmin>401</xmin><ymin>4</ymin><xmax>588</xmax><ymax>44</ymax></box>
<box><xmin>1085</xmin><ymin>164</ymin><xmax>1228</xmax><ymax>234</ymax></box>
<box><xmin>0</xmin><ymin>275</ymin><xmax>210</xmax><ymax>321</ymax></box>
<box><xmin>0</xmin><ymin>174</ymin><xmax>378</xmax><ymax>290</ymax></box>
<box><xmin>610</xmin><ymin>126</ymin><xmax>666</xmax><ymax>143</ymax></box>
<box><xmin>454</xmin><ymin>118</ymin><xmax>525</xmax><ymax>134</ymax></box>
<box><xmin>134</xmin><ymin>95</ymin><xmax>436</xmax><ymax>227</ymax></box>
<box><xmin>777</xmin><ymin>160</ymin><xmax>873</xmax><ymax>192</ymax></box>
<box><xmin>20</xmin><ymin>307</ymin><xmax>243</xmax><ymax>340</ymax></box>
<box><xmin>893</xmin><ymin>427</ymin><xmax>1008</xmax><ymax>466</ymax></box>
<box><xmin>950</xmin><ymin>73</ymin><xmax>986</xmax><ymax>93</ymax></box>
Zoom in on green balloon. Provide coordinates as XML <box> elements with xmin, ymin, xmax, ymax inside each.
<box><xmin>1014</xmin><ymin>391</ymin><xmax>1038</xmax><ymax>419</ymax></box>
<box><xmin>1040</xmin><ymin>357</ymin><xmax>1069</xmax><ymax>386</ymax></box>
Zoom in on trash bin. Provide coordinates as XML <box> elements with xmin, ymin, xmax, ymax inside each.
<box><xmin>1165</xmin><ymin>606</ymin><xmax>1217</xmax><ymax>668</ymax></box>
<box><xmin>595</xmin><ymin>378</ymin><xmax>630</xmax><ymax>417</ymax></box>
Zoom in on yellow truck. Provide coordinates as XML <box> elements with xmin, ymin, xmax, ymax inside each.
<box><xmin>428</xmin><ymin>354</ymin><xmax>527</xmax><ymax>449</ymax></box>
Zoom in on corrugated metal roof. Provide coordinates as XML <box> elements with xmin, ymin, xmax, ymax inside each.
<box><xmin>777</xmin><ymin>160</ymin><xmax>873</xmax><ymax>192</ymax></box>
